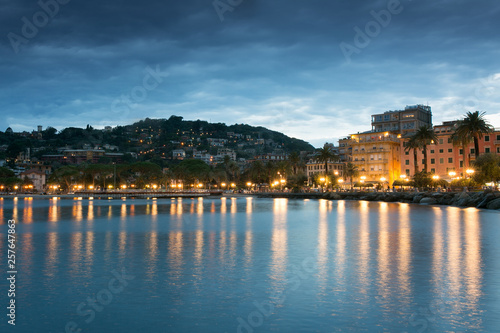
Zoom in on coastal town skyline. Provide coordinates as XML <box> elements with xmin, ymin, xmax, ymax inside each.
<box><xmin>2</xmin><ymin>1</ymin><xmax>500</xmax><ymax>147</ymax></box>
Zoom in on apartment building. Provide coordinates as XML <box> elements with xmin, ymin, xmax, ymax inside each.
<box><xmin>306</xmin><ymin>160</ymin><xmax>344</xmax><ymax>183</ymax></box>
<box><xmin>344</xmin><ymin>131</ymin><xmax>402</xmax><ymax>185</ymax></box>
<box><xmin>401</xmin><ymin>122</ymin><xmax>500</xmax><ymax>180</ymax></box>
<box><xmin>371</xmin><ymin>104</ymin><xmax>432</xmax><ymax>135</ymax></box>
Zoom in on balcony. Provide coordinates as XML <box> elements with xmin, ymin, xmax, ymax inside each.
<box><xmin>367</xmin><ymin>159</ymin><xmax>389</xmax><ymax>164</ymax></box>
<box><xmin>495</xmin><ymin>140</ymin><xmax>500</xmax><ymax>145</ymax></box>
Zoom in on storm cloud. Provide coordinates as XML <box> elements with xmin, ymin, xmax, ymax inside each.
<box><xmin>1</xmin><ymin>0</ymin><xmax>499</xmax><ymax>146</ymax></box>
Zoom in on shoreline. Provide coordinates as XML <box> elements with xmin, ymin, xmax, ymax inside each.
<box><xmin>1</xmin><ymin>190</ymin><xmax>500</xmax><ymax>211</ymax></box>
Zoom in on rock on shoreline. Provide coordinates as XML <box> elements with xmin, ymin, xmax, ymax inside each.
<box><xmin>258</xmin><ymin>190</ymin><xmax>500</xmax><ymax>211</ymax></box>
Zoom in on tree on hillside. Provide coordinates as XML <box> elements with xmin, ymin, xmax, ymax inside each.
<box><xmin>289</xmin><ymin>152</ymin><xmax>301</xmax><ymax>175</ymax></box>
<box><xmin>453</xmin><ymin>111</ymin><xmax>494</xmax><ymax>159</ymax></box>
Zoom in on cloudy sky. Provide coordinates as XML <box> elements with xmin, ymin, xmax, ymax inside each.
<box><xmin>1</xmin><ymin>0</ymin><xmax>500</xmax><ymax>147</ymax></box>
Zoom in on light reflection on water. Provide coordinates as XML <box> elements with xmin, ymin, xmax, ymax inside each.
<box><xmin>0</xmin><ymin>197</ymin><xmax>499</xmax><ymax>332</ymax></box>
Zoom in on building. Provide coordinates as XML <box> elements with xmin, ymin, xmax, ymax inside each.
<box><xmin>255</xmin><ymin>153</ymin><xmax>288</xmax><ymax>162</ymax></box>
<box><xmin>371</xmin><ymin>104</ymin><xmax>432</xmax><ymax>135</ymax></box>
<box><xmin>306</xmin><ymin>160</ymin><xmax>344</xmax><ymax>183</ymax></box>
<box><xmin>345</xmin><ymin>131</ymin><xmax>402</xmax><ymax>186</ymax></box>
<box><xmin>19</xmin><ymin>169</ymin><xmax>46</xmax><ymax>192</ymax></box>
<box><xmin>400</xmin><ymin>122</ymin><xmax>500</xmax><ymax>180</ymax></box>
<box><xmin>42</xmin><ymin>149</ymin><xmax>124</xmax><ymax>164</ymax></box>
<box><xmin>172</xmin><ymin>149</ymin><xmax>186</xmax><ymax>160</ymax></box>
<box><xmin>216</xmin><ymin>148</ymin><xmax>236</xmax><ymax>161</ymax></box>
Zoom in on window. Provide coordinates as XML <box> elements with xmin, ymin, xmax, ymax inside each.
<box><xmin>497</xmin><ymin>135</ymin><xmax>500</xmax><ymax>141</ymax></box>
<box><xmin>439</xmin><ymin>149</ymin><xmax>444</xmax><ymax>154</ymax></box>
<box><xmin>485</xmin><ymin>147</ymin><xmax>490</xmax><ymax>153</ymax></box>
<box><xmin>448</xmin><ymin>149</ymin><xmax>453</xmax><ymax>153</ymax></box>
<box><xmin>405</xmin><ymin>151</ymin><xmax>409</xmax><ymax>155</ymax></box>
<box><xmin>459</xmin><ymin>149</ymin><xmax>463</xmax><ymax>155</ymax></box>
<box><xmin>448</xmin><ymin>158</ymin><xmax>453</xmax><ymax>163</ymax></box>
<box><xmin>406</xmin><ymin>169</ymin><xmax>410</xmax><ymax>176</ymax></box>
<box><xmin>405</xmin><ymin>160</ymin><xmax>410</xmax><ymax>165</ymax></box>
<box><xmin>430</xmin><ymin>150</ymin><xmax>435</xmax><ymax>154</ymax></box>
<box><xmin>460</xmin><ymin>161</ymin><xmax>463</xmax><ymax>167</ymax></box>
<box><xmin>439</xmin><ymin>139</ymin><xmax>444</xmax><ymax>144</ymax></box>
<box><xmin>430</xmin><ymin>158</ymin><xmax>435</xmax><ymax>164</ymax></box>
<box><xmin>439</xmin><ymin>158</ymin><xmax>444</xmax><ymax>164</ymax></box>
<box><xmin>431</xmin><ymin>168</ymin><xmax>436</xmax><ymax>174</ymax></box>
<box><xmin>422</xmin><ymin>159</ymin><xmax>425</xmax><ymax>165</ymax></box>
<box><xmin>448</xmin><ymin>138</ymin><xmax>452</xmax><ymax>143</ymax></box>
<box><xmin>471</xmin><ymin>148</ymin><xmax>475</xmax><ymax>154</ymax></box>
<box><xmin>485</xmin><ymin>135</ymin><xmax>490</xmax><ymax>142</ymax></box>
<box><xmin>498</xmin><ymin>147</ymin><xmax>500</xmax><ymax>153</ymax></box>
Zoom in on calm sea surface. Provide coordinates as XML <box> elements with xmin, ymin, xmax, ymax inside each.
<box><xmin>0</xmin><ymin>197</ymin><xmax>499</xmax><ymax>332</ymax></box>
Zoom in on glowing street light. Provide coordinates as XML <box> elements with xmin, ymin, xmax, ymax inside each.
<box><xmin>432</xmin><ymin>175</ymin><xmax>440</xmax><ymax>180</ymax></box>
<box><xmin>466</xmin><ymin>169</ymin><xmax>475</xmax><ymax>176</ymax></box>
<box><xmin>448</xmin><ymin>171</ymin><xmax>457</xmax><ymax>178</ymax></box>
<box><xmin>221</xmin><ymin>183</ymin><xmax>227</xmax><ymax>188</ymax></box>
<box><xmin>380</xmin><ymin>177</ymin><xmax>386</xmax><ymax>182</ymax></box>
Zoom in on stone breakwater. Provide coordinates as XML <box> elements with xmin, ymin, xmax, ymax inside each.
<box><xmin>258</xmin><ymin>190</ymin><xmax>500</xmax><ymax>211</ymax></box>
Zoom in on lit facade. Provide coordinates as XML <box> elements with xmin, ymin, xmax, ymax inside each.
<box><xmin>400</xmin><ymin>122</ymin><xmax>500</xmax><ymax>180</ymax></box>
<box><xmin>345</xmin><ymin>131</ymin><xmax>402</xmax><ymax>185</ymax></box>
<box><xmin>371</xmin><ymin>104</ymin><xmax>432</xmax><ymax>135</ymax></box>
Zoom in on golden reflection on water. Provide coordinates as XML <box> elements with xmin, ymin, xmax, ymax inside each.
<box><xmin>446</xmin><ymin>207</ymin><xmax>462</xmax><ymax>301</ymax></box>
<box><xmin>377</xmin><ymin>202</ymin><xmax>390</xmax><ymax>302</ymax></box>
<box><xmin>87</xmin><ymin>200</ymin><xmax>94</xmax><ymax>221</ymax></box>
<box><xmin>45</xmin><ymin>232</ymin><xmax>58</xmax><ymax>280</ymax></box>
<box><xmin>23</xmin><ymin>197</ymin><xmax>33</xmax><ymax>224</ymax></box>
<box><xmin>151</xmin><ymin>200</ymin><xmax>158</xmax><ymax>221</ymax></box>
<box><xmin>12</xmin><ymin>197</ymin><xmax>18</xmax><ymax>222</ymax></box>
<box><xmin>0</xmin><ymin>199</ymin><xmax>4</xmax><ymax>224</ymax></box>
<box><xmin>168</xmin><ymin>231</ymin><xmax>184</xmax><ymax>280</ymax></box>
<box><xmin>271</xmin><ymin>199</ymin><xmax>288</xmax><ymax>288</ymax></box>
<box><xmin>336</xmin><ymin>201</ymin><xmax>346</xmax><ymax>282</ymax></box>
<box><xmin>358</xmin><ymin>201</ymin><xmax>370</xmax><ymax>296</ymax></box>
<box><xmin>432</xmin><ymin>207</ymin><xmax>445</xmax><ymax>296</ymax></box>
<box><xmin>197</xmin><ymin>198</ymin><xmax>204</xmax><ymax>215</ymax></box>
<box><xmin>397</xmin><ymin>203</ymin><xmax>411</xmax><ymax>298</ymax></box>
<box><xmin>463</xmin><ymin>208</ymin><xmax>482</xmax><ymax>313</ymax></box>
<box><xmin>231</xmin><ymin>197</ymin><xmax>237</xmax><ymax>214</ymax></box>
<box><xmin>244</xmin><ymin>198</ymin><xmax>253</xmax><ymax>268</ymax></box>
<box><xmin>246</xmin><ymin>197</ymin><xmax>253</xmax><ymax>215</ymax></box>
<box><xmin>220</xmin><ymin>197</ymin><xmax>227</xmax><ymax>214</ymax></box>
<box><xmin>73</xmin><ymin>201</ymin><xmax>83</xmax><ymax>222</ymax></box>
<box><xmin>70</xmin><ymin>232</ymin><xmax>83</xmax><ymax>276</ymax></box>
<box><xmin>317</xmin><ymin>200</ymin><xmax>329</xmax><ymax>288</ymax></box>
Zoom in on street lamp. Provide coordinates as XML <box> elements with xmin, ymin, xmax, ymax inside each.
<box><xmin>466</xmin><ymin>169</ymin><xmax>475</xmax><ymax>177</ymax></box>
<box><xmin>448</xmin><ymin>171</ymin><xmax>456</xmax><ymax>178</ymax></box>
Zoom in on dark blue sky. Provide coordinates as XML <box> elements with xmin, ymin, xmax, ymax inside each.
<box><xmin>1</xmin><ymin>0</ymin><xmax>499</xmax><ymax>146</ymax></box>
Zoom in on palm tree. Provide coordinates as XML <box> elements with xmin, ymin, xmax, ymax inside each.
<box><xmin>454</xmin><ymin>111</ymin><xmax>494</xmax><ymax>159</ymax></box>
<box><xmin>405</xmin><ymin>137</ymin><xmax>420</xmax><ymax>176</ymax></box>
<box><xmin>316</xmin><ymin>143</ymin><xmax>339</xmax><ymax>176</ymax></box>
<box><xmin>450</xmin><ymin>123</ymin><xmax>473</xmax><ymax>174</ymax></box>
<box><xmin>344</xmin><ymin>162</ymin><xmax>359</xmax><ymax>190</ymax></box>
<box><xmin>412</xmin><ymin>125</ymin><xmax>438</xmax><ymax>173</ymax></box>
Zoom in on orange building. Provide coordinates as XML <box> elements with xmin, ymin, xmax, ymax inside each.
<box><xmin>400</xmin><ymin>121</ymin><xmax>500</xmax><ymax>181</ymax></box>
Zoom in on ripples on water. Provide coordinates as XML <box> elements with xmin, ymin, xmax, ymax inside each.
<box><xmin>0</xmin><ymin>197</ymin><xmax>499</xmax><ymax>332</ymax></box>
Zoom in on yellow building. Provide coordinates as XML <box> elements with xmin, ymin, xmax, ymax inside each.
<box><xmin>347</xmin><ymin>131</ymin><xmax>401</xmax><ymax>186</ymax></box>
